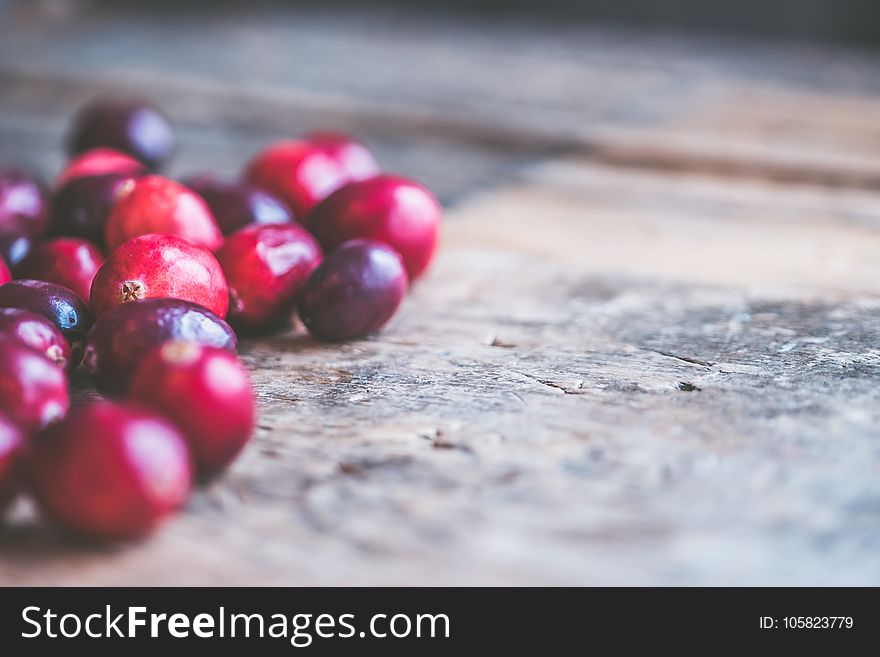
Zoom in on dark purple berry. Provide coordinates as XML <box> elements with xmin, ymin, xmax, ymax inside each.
<box><xmin>67</xmin><ymin>97</ymin><xmax>175</xmax><ymax>170</ymax></box>
<box><xmin>0</xmin><ymin>168</ymin><xmax>48</xmax><ymax>269</ymax></box>
<box><xmin>0</xmin><ymin>167</ymin><xmax>49</xmax><ymax>239</ymax></box>
<box><xmin>51</xmin><ymin>173</ymin><xmax>132</xmax><ymax>246</ymax></box>
<box><xmin>184</xmin><ymin>174</ymin><xmax>293</xmax><ymax>235</ymax></box>
<box><xmin>299</xmin><ymin>239</ymin><xmax>407</xmax><ymax>341</ymax></box>
<box><xmin>83</xmin><ymin>298</ymin><xmax>237</xmax><ymax>395</ymax></box>
<box><xmin>0</xmin><ymin>231</ymin><xmax>33</xmax><ymax>269</ymax></box>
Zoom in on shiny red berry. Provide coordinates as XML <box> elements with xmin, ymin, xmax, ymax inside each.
<box><xmin>0</xmin><ymin>308</ymin><xmax>70</xmax><ymax>370</ymax></box>
<box><xmin>29</xmin><ymin>401</ymin><xmax>191</xmax><ymax>539</ymax></box>
<box><xmin>0</xmin><ymin>337</ymin><xmax>69</xmax><ymax>435</ymax></box>
<box><xmin>83</xmin><ymin>298</ymin><xmax>237</xmax><ymax>395</ymax></box>
<box><xmin>15</xmin><ymin>237</ymin><xmax>104</xmax><ymax>304</ymax></box>
<box><xmin>105</xmin><ymin>176</ymin><xmax>223</xmax><ymax>252</ymax></box>
<box><xmin>299</xmin><ymin>239</ymin><xmax>408</xmax><ymax>341</ymax></box>
<box><xmin>184</xmin><ymin>174</ymin><xmax>293</xmax><ymax>235</ymax></box>
<box><xmin>306</xmin><ymin>132</ymin><xmax>381</xmax><ymax>183</ymax></box>
<box><xmin>245</xmin><ymin>136</ymin><xmax>379</xmax><ymax>218</ymax></box>
<box><xmin>0</xmin><ymin>258</ymin><xmax>9</xmax><ymax>285</ymax></box>
<box><xmin>131</xmin><ymin>342</ymin><xmax>255</xmax><ymax>475</ymax></box>
<box><xmin>215</xmin><ymin>223</ymin><xmax>322</xmax><ymax>332</ymax></box>
<box><xmin>67</xmin><ymin>97</ymin><xmax>175</xmax><ymax>170</ymax></box>
<box><xmin>56</xmin><ymin>148</ymin><xmax>146</xmax><ymax>187</ymax></box>
<box><xmin>306</xmin><ymin>175</ymin><xmax>441</xmax><ymax>281</ymax></box>
<box><xmin>90</xmin><ymin>233</ymin><xmax>229</xmax><ymax>318</ymax></box>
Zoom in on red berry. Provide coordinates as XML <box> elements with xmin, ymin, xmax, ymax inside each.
<box><xmin>215</xmin><ymin>223</ymin><xmax>322</xmax><ymax>332</ymax></box>
<box><xmin>0</xmin><ymin>257</ymin><xmax>9</xmax><ymax>285</ymax></box>
<box><xmin>83</xmin><ymin>298</ymin><xmax>237</xmax><ymax>395</ymax></box>
<box><xmin>299</xmin><ymin>239</ymin><xmax>407</xmax><ymax>341</ymax></box>
<box><xmin>131</xmin><ymin>342</ymin><xmax>255</xmax><ymax>474</ymax></box>
<box><xmin>51</xmin><ymin>173</ymin><xmax>133</xmax><ymax>247</ymax></box>
<box><xmin>105</xmin><ymin>176</ymin><xmax>223</xmax><ymax>252</ymax></box>
<box><xmin>56</xmin><ymin>148</ymin><xmax>145</xmax><ymax>187</ymax></box>
<box><xmin>306</xmin><ymin>132</ymin><xmax>381</xmax><ymax>183</ymax></box>
<box><xmin>29</xmin><ymin>401</ymin><xmax>191</xmax><ymax>539</ymax></box>
<box><xmin>15</xmin><ymin>237</ymin><xmax>104</xmax><ymax>304</ymax></box>
<box><xmin>90</xmin><ymin>233</ymin><xmax>229</xmax><ymax>318</ymax></box>
<box><xmin>67</xmin><ymin>97</ymin><xmax>175</xmax><ymax>170</ymax></box>
<box><xmin>245</xmin><ymin>137</ymin><xmax>378</xmax><ymax>218</ymax></box>
<box><xmin>306</xmin><ymin>175</ymin><xmax>441</xmax><ymax>281</ymax></box>
<box><xmin>0</xmin><ymin>413</ymin><xmax>24</xmax><ymax>512</ymax></box>
<box><xmin>0</xmin><ymin>280</ymin><xmax>92</xmax><ymax>364</ymax></box>
<box><xmin>184</xmin><ymin>174</ymin><xmax>293</xmax><ymax>234</ymax></box>
<box><xmin>0</xmin><ymin>337</ymin><xmax>69</xmax><ymax>435</ymax></box>
<box><xmin>0</xmin><ymin>308</ymin><xmax>71</xmax><ymax>370</ymax></box>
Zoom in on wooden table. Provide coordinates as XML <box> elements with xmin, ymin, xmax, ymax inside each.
<box><xmin>1</xmin><ymin>2</ymin><xmax>879</xmax><ymax>585</ymax></box>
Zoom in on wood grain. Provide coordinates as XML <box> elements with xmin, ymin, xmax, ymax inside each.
<box><xmin>5</xmin><ymin>3</ymin><xmax>880</xmax><ymax>188</ymax></box>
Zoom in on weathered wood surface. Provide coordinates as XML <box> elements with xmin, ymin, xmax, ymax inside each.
<box><xmin>1</xmin><ymin>2</ymin><xmax>880</xmax><ymax>585</ymax></box>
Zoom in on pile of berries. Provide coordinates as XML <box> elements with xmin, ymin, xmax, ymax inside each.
<box><xmin>0</xmin><ymin>97</ymin><xmax>442</xmax><ymax>540</ymax></box>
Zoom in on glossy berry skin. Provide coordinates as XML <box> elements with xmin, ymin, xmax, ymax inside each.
<box><xmin>56</xmin><ymin>148</ymin><xmax>145</xmax><ymax>187</ymax></box>
<box><xmin>0</xmin><ymin>280</ymin><xmax>92</xmax><ymax>364</ymax></box>
<box><xmin>29</xmin><ymin>402</ymin><xmax>191</xmax><ymax>540</ymax></box>
<box><xmin>299</xmin><ymin>239</ymin><xmax>408</xmax><ymax>341</ymax></box>
<box><xmin>83</xmin><ymin>298</ymin><xmax>237</xmax><ymax>395</ymax></box>
<box><xmin>90</xmin><ymin>233</ymin><xmax>228</xmax><ymax>318</ymax></box>
<box><xmin>0</xmin><ymin>258</ymin><xmax>9</xmax><ymax>285</ymax></box>
<box><xmin>67</xmin><ymin>97</ymin><xmax>175</xmax><ymax>170</ymax></box>
<box><xmin>51</xmin><ymin>173</ymin><xmax>132</xmax><ymax>246</ymax></box>
<box><xmin>306</xmin><ymin>175</ymin><xmax>441</xmax><ymax>281</ymax></box>
<box><xmin>0</xmin><ymin>337</ymin><xmax>69</xmax><ymax>435</ymax></box>
<box><xmin>215</xmin><ymin>224</ymin><xmax>322</xmax><ymax>332</ymax></box>
<box><xmin>15</xmin><ymin>238</ymin><xmax>104</xmax><ymax>304</ymax></box>
<box><xmin>245</xmin><ymin>137</ymin><xmax>379</xmax><ymax>218</ymax></box>
<box><xmin>184</xmin><ymin>174</ymin><xmax>293</xmax><ymax>235</ymax></box>
<box><xmin>131</xmin><ymin>342</ymin><xmax>255</xmax><ymax>474</ymax></box>
<box><xmin>105</xmin><ymin>176</ymin><xmax>223</xmax><ymax>252</ymax></box>
<box><xmin>0</xmin><ymin>308</ymin><xmax>71</xmax><ymax>370</ymax></box>
<box><xmin>0</xmin><ymin>413</ymin><xmax>24</xmax><ymax>512</ymax></box>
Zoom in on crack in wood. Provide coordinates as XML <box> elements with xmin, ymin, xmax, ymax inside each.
<box><xmin>638</xmin><ymin>348</ymin><xmax>715</xmax><ymax>369</ymax></box>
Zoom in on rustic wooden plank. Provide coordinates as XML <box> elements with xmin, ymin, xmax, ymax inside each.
<box><xmin>2</xmin><ymin>157</ymin><xmax>879</xmax><ymax>586</ymax></box>
<box><xmin>453</xmin><ymin>159</ymin><xmax>880</xmax><ymax>294</ymax></box>
<box><xmin>5</xmin><ymin>2</ymin><xmax>880</xmax><ymax>188</ymax></box>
